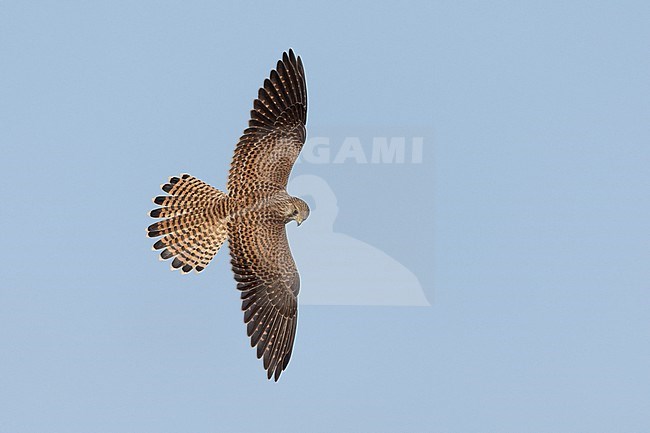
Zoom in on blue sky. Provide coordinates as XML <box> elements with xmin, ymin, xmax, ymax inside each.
<box><xmin>1</xmin><ymin>1</ymin><xmax>649</xmax><ymax>432</ymax></box>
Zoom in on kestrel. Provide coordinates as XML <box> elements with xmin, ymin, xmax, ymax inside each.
<box><xmin>147</xmin><ymin>49</ymin><xmax>309</xmax><ymax>381</ymax></box>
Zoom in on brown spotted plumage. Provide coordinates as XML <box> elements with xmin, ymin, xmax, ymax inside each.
<box><xmin>148</xmin><ymin>49</ymin><xmax>308</xmax><ymax>381</ymax></box>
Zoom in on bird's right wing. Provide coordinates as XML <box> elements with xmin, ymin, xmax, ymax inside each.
<box><xmin>227</xmin><ymin>49</ymin><xmax>307</xmax><ymax>198</ymax></box>
<box><xmin>228</xmin><ymin>213</ymin><xmax>300</xmax><ymax>381</ymax></box>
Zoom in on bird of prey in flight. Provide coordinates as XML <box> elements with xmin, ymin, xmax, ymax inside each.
<box><xmin>147</xmin><ymin>49</ymin><xmax>309</xmax><ymax>381</ymax></box>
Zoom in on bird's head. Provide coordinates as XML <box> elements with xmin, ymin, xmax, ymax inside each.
<box><xmin>286</xmin><ymin>197</ymin><xmax>310</xmax><ymax>226</ymax></box>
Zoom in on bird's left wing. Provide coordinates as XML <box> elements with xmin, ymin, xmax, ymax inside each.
<box><xmin>228</xmin><ymin>213</ymin><xmax>300</xmax><ymax>381</ymax></box>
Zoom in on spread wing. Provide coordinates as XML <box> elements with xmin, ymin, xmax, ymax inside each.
<box><xmin>228</xmin><ymin>214</ymin><xmax>300</xmax><ymax>381</ymax></box>
<box><xmin>227</xmin><ymin>49</ymin><xmax>307</xmax><ymax>198</ymax></box>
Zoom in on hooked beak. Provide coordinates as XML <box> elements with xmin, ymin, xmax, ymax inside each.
<box><xmin>296</xmin><ymin>217</ymin><xmax>303</xmax><ymax>226</ymax></box>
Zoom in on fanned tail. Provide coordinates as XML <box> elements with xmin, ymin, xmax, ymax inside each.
<box><xmin>147</xmin><ymin>174</ymin><xmax>230</xmax><ymax>274</ymax></box>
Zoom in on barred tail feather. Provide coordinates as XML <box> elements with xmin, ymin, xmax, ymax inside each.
<box><xmin>148</xmin><ymin>174</ymin><xmax>229</xmax><ymax>274</ymax></box>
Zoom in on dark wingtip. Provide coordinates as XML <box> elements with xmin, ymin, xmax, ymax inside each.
<box><xmin>171</xmin><ymin>257</ymin><xmax>183</xmax><ymax>269</ymax></box>
<box><xmin>282</xmin><ymin>351</ymin><xmax>292</xmax><ymax>370</ymax></box>
<box><xmin>154</xmin><ymin>196</ymin><xmax>166</xmax><ymax>205</ymax></box>
<box><xmin>246</xmin><ymin>321</ymin><xmax>255</xmax><ymax>338</ymax></box>
<box><xmin>195</xmin><ymin>266</ymin><xmax>204</xmax><ymax>272</ymax></box>
<box><xmin>153</xmin><ymin>239</ymin><xmax>165</xmax><ymax>250</ymax></box>
<box><xmin>162</xmin><ymin>183</ymin><xmax>172</xmax><ymax>193</ymax></box>
<box><xmin>149</xmin><ymin>208</ymin><xmax>162</xmax><ymax>218</ymax></box>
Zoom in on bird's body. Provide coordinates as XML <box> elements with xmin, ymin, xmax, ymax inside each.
<box><xmin>147</xmin><ymin>50</ymin><xmax>308</xmax><ymax>381</ymax></box>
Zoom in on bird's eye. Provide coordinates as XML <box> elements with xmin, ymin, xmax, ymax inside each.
<box><xmin>292</xmin><ymin>209</ymin><xmax>299</xmax><ymax>216</ymax></box>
